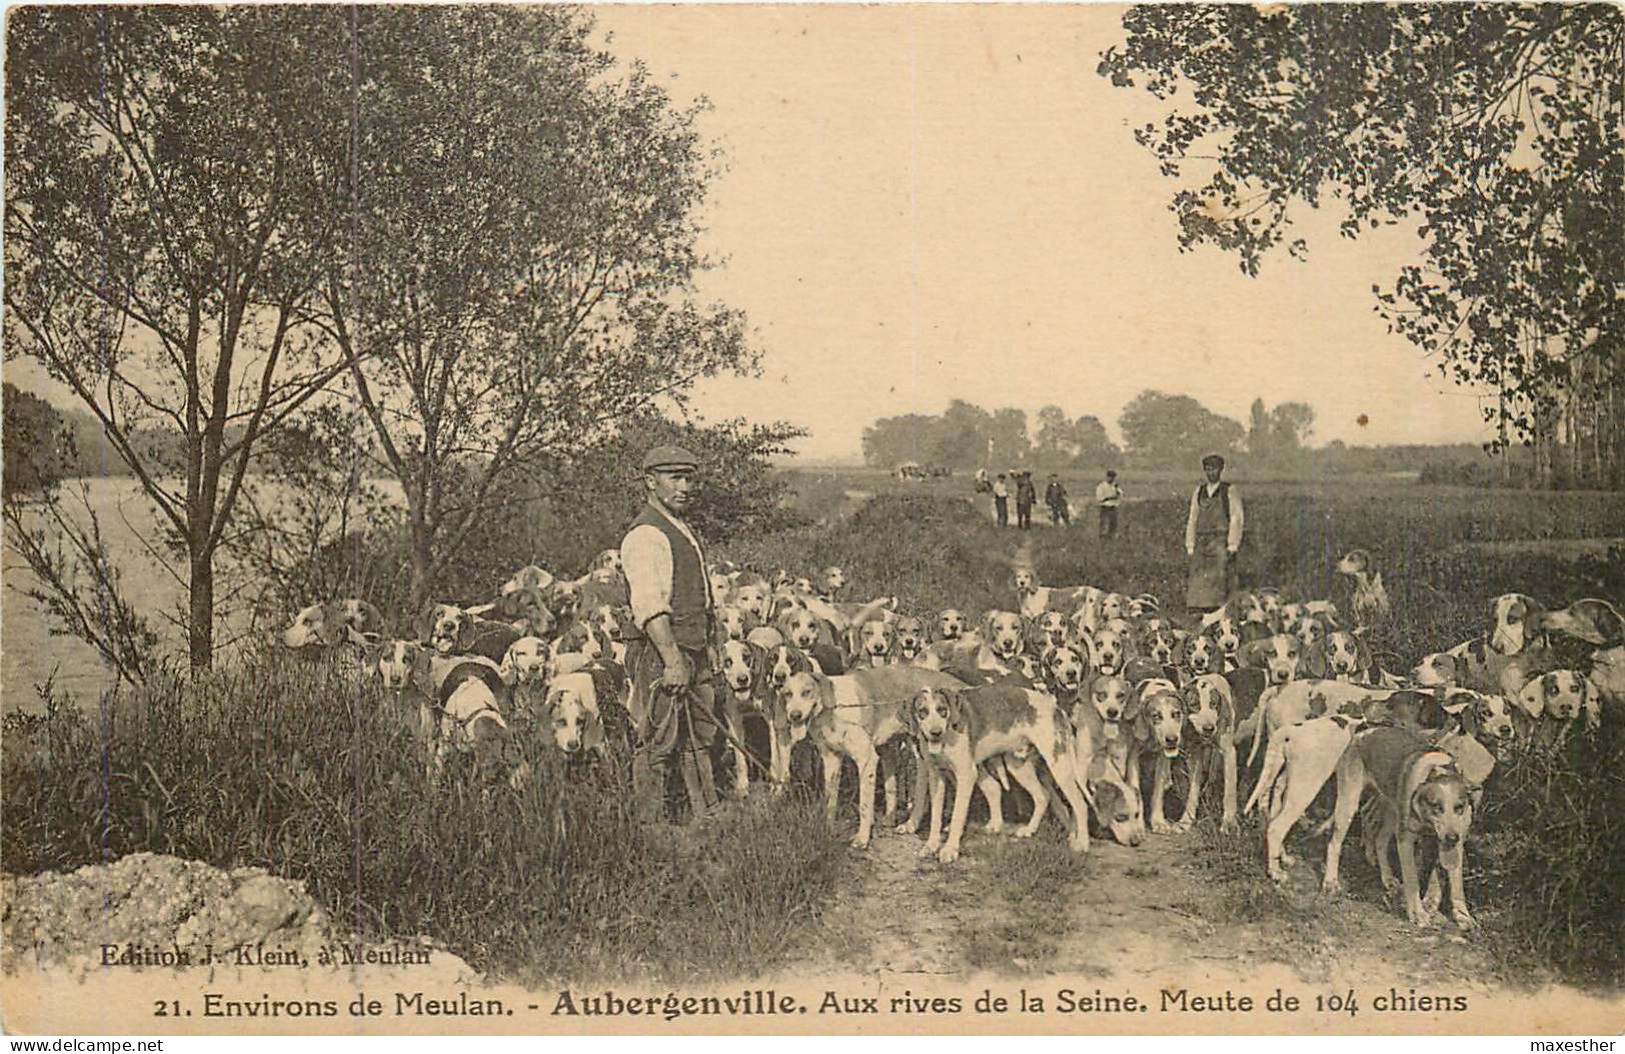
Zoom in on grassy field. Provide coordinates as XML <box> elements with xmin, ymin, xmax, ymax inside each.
<box><xmin>4</xmin><ymin>466</ymin><xmax>1623</xmax><ymax>987</ymax></box>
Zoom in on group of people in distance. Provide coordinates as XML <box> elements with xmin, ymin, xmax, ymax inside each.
<box><xmin>984</xmin><ymin>454</ymin><xmax>1246</xmax><ymax>615</ymax></box>
<box><xmin>986</xmin><ymin>467</ymin><xmax>1123</xmax><ymax>537</ymax></box>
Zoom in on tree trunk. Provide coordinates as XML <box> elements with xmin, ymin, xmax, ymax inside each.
<box><xmin>408</xmin><ymin>524</ymin><xmax>434</xmax><ymax>615</ymax></box>
<box><xmin>189</xmin><ymin>548</ymin><xmax>215</xmax><ymax>668</ymax></box>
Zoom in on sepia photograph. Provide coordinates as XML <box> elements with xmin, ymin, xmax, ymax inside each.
<box><xmin>2</xmin><ymin>1</ymin><xmax>1623</xmax><ymax>1038</ymax></box>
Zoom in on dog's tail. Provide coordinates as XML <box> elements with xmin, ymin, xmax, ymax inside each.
<box><xmin>1243</xmin><ymin>730</ymin><xmax>1287</xmax><ymax>817</ymax></box>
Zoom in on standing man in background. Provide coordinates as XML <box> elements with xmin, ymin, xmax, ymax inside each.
<box><xmin>1015</xmin><ymin>471</ymin><xmax>1037</xmax><ymax>530</ymax></box>
<box><xmin>992</xmin><ymin>473</ymin><xmax>1010</xmax><ymax>528</ymax></box>
<box><xmin>1095</xmin><ymin>469</ymin><xmax>1123</xmax><ymax>539</ymax></box>
<box><xmin>1184</xmin><ymin>453</ymin><xmax>1244</xmax><ymax>615</ymax></box>
<box><xmin>1044</xmin><ymin>473</ymin><xmax>1070</xmax><ymax>526</ymax></box>
<box><xmin>621</xmin><ymin>445</ymin><xmax>719</xmax><ymax>823</ymax></box>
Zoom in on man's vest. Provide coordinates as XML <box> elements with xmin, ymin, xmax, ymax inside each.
<box><xmin>1194</xmin><ymin>482</ymin><xmax>1231</xmax><ymax>536</ymax></box>
<box><xmin>625</xmin><ymin>502</ymin><xmax>711</xmax><ymax>650</ymax></box>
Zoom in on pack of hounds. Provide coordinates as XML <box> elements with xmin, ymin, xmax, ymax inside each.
<box><xmin>280</xmin><ymin>548</ymin><xmax>1625</xmax><ymax>933</ymax></box>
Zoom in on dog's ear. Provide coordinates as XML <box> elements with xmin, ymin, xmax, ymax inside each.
<box><xmin>1236</xmin><ymin>640</ymin><xmax>1265</xmax><ymax>670</ymax></box>
<box><xmin>1580</xmin><ymin>675</ymin><xmax>1601</xmax><ymax>733</ymax></box>
<box><xmin>1301</xmin><ymin>642</ymin><xmax>1328</xmax><ymax>680</ymax></box>
<box><xmin>945</xmin><ymin>688</ymin><xmax>969</xmax><ymax>734</ymax></box>
<box><xmin>497</xmin><ymin>644</ymin><xmax>520</xmax><ymax>686</ymax></box>
<box><xmin>414</xmin><ymin>603</ymin><xmax>438</xmax><ymax>645</ymax></box>
<box><xmin>981</xmin><ymin>611</ymin><xmax>999</xmax><ymax>643</ymax></box>
<box><xmin>814</xmin><ymin>671</ymin><xmax>835</xmax><ymax>715</ymax></box>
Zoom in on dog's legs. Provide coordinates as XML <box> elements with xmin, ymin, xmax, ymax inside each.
<box><xmin>1176</xmin><ymin>746</ymin><xmax>1205</xmax><ymax>833</ymax></box>
<box><xmin>878</xmin><ymin>745</ymin><xmax>900</xmax><ymax>827</ymax></box>
<box><xmin>820</xmin><ymin>746</ymin><xmax>843</xmax><ymax>828</ymax></box>
<box><xmin>977</xmin><ymin>765</ymin><xmax>1006</xmax><ymax>835</ymax></box>
<box><xmin>1219</xmin><ymin>737</ymin><xmax>1239</xmax><ymax>835</ymax></box>
<box><xmin>1042</xmin><ymin>746</ymin><xmax>1093</xmax><ymax>853</ymax></box>
<box><xmin>1150</xmin><ymin>753</ymin><xmax>1175</xmax><ymax>834</ymax></box>
<box><xmin>851</xmin><ymin>740</ymin><xmax>880</xmax><ymax>850</ymax></box>
<box><xmin>726</xmin><ymin>695</ymin><xmax>750</xmax><ymax>800</ymax></box>
<box><xmin>1321</xmin><ymin>755</ymin><xmax>1366</xmax><ymax>897</ymax></box>
<box><xmin>1445</xmin><ymin>862</ymin><xmax>1474</xmax><ymax>929</ymax></box>
<box><xmin>768</xmin><ymin>715</ymin><xmax>791</xmax><ymax>794</ymax></box>
<box><xmin>1398</xmin><ymin>828</ymin><xmax>1431</xmax><ymax>927</ymax></box>
<box><xmin>920</xmin><ymin>761</ymin><xmax>947</xmax><ymax>858</ymax></box>
<box><xmin>900</xmin><ymin>743</ymin><xmax>928</xmax><ymax>835</ymax></box>
<box><xmin>1264</xmin><ymin>737</ymin><xmax>1338</xmax><ymax>882</ymax></box>
<box><xmin>1244</xmin><ymin>730</ymin><xmax>1285</xmax><ymax>816</ymax></box>
<box><xmin>1007</xmin><ymin>756</ymin><xmax>1049</xmax><ymax>839</ymax></box>
<box><xmin>940</xmin><ymin>761</ymin><xmax>975</xmax><ymax>863</ymax></box>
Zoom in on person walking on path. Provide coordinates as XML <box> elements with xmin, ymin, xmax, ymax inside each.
<box><xmin>1184</xmin><ymin>454</ymin><xmax>1244</xmax><ymax>615</ymax></box>
<box><xmin>1044</xmin><ymin>474</ymin><xmax>1070</xmax><ymax>526</ymax></box>
<box><xmin>1015</xmin><ymin>471</ymin><xmax>1037</xmax><ymax>530</ymax></box>
<box><xmin>1094</xmin><ymin>470</ymin><xmax>1123</xmax><ymax>539</ymax></box>
<box><xmin>620</xmin><ymin>444</ymin><xmax>721</xmax><ymax>823</ymax></box>
<box><xmin>992</xmin><ymin>473</ymin><xmax>1010</xmax><ymax>527</ymax></box>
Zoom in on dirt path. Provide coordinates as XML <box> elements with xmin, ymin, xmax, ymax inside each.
<box><xmin>787</xmin><ymin>814</ymin><xmax>1505</xmax><ymax>999</ymax></box>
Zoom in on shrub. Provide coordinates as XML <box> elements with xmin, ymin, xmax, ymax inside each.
<box><xmin>0</xmin><ymin>653</ymin><xmax>846</xmax><ymax>983</ymax></box>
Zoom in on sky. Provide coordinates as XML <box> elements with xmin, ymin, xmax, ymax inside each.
<box><xmin>591</xmin><ymin>4</ymin><xmax>1497</xmax><ymax>462</ymax></box>
<box><xmin>4</xmin><ymin>4</ymin><xmax>1499</xmax><ymax>465</ymax></box>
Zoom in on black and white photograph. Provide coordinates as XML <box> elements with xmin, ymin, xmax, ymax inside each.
<box><xmin>2</xmin><ymin>1</ymin><xmax>1623</xmax><ymax>1037</ymax></box>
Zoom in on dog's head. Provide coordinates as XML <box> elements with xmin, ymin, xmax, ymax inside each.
<box><xmin>852</xmin><ymin>617</ymin><xmax>896</xmax><ymax>663</ymax></box>
<box><xmin>1322</xmin><ymin>629</ymin><xmax>1369</xmax><ymax>681</ymax></box>
<box><xmin>983</xmin><ymin>610</ymin><xmax>1025</xmax><ymax>661</ymax></box>
<box><xmin>778</xmin><ymin>670</ymin><xmax>833</xmax><ymax>743</ymax></box>
<box><xmin>1254</xmin><ymin>588</ymin><xmax>1284</xmax><ymax>619</ymax></box>
<box><xmin>283</xmin><ymin>602</ymin><xmax>344</xmax><ymax>649</ymax></box>
<box><xmin>777</xmin><ymin>607</ymin><xmax>823</xmax><ymax>651</ymax></box>
<box><xmin>716</xmin><ymin>604</ymin><xmax>754</xmax><ymax>643</ymax></box>
<box><xmin>1135</xmin><ymin>679</ymin><xmax>1185</xmax><ymax>758</ymax></box>
<box><xmin>1099</xmin><ymin>592</ymin><xmax>1128</xmax><ymax>622</ymax></box>
<box><xmin>1012</xmin><ymin>568</ymin><xmax>1037</xmax><ymax>594</ymax></box>
<box><xmin>1449</xmin><ymin>689</ymin><xmax>1516</xmax><ymax>746</ymax></box>
<box><xmin>894</xmin><ymin>616</ymin><xmax>928</xmax><ymax>660</ymax></box>
<box><xmin>497</xmin><ymin>636</ymin><xmax>550</xmax><ymax>686</ymax></box>
<box><xmin>1044</xmin><ymin>644</ymin><xmax>1087</xmax><ymax>694</ymax></box>
<box><xmin>1412</xmin><ymin>651</ymin><xmax>1462</xmax><ymax>687</ymax></box>
<box><xmin>1145</xmin><ymin>626</ymin><xmax>1187</xmax><ymax>667</ymax></box>
<box><xmin>1183</xmin><ymin>673</ymin><xmax>1234</xmax><ymax>740</ymax></box>
<box><xmin>376</xmin><ymin>639</ymin><xmax>422</xmax><ymax>689</ymax></box>
<box><xmin>494</xmin><ymin>584</ymin><xmax>555</xmax><ymax>637</ymax></box>
<box><xmin>1516</xmin><ymin>669</ymin><xmax>1590</xmax><ymax>724</ymax></box>
<box><xmin>551</xmin><ymin>620</ymin><xmax>605</xmax><ymax>662</ymax></box>
<box><xmin>1336</xmin><ymin>549</ymin><xmax>1374</xmax><ymax>577</ymax></box>
<box><xmin>1238</xmin><ymin>633</ymin><xmax>1302</xmax><ymax>687</ymax></box>
<box><xmin>1532</xmin><ymin>598</ymin><xmax>1625</xmax><ymax>649</ymax></box>
<box><xmin>1033</xmin><ymin>611</ymin><xmax>1071</xmax><ymax>651</ymax></box>
<box><xmin>720</xmin><ymin>639</ymin><xmax>767</xmax><ymax>698</ymax></box>
<box><xmin>821</xmin><ymin>565</ymin><xmax>846</xmax><ymax>598</ymax></box>
<box><xmin>1409</xmin><ymin>760</ymin><xmax>1480</xmax><ymax>871</ymax></box>
<box><xmin>1490</xmin><ymin>593</ymin><xmax>1544</xmax><ymax>656</ymax></box>
<box><xmin>543</xmin><ymin>671</ymin><xmax>602</xmax><ymax>758</ymax></box>
<box><xmin>1087</xmin><ymin>753</ymin><xmax>1145</xmax><ymax>847</ymax></box>
<box><xmin>589</xmin><ymin>604</ymin><xmax>630</xmax><ymax>643</ymax></box>
<box><xmin>590</xmin><ymin>548</ymin><xmax>623</xmax><ymax>577</ymax></box>
<box><xmin>501</xmin><ymin>564</ymin><xmax>554</xmax><ymax>597</ymax></box>
<box><xmin>1210</xmin><ymin>615</ymin><xmax>1243</xmax><ymax>656</ymax></box>
<box><xmin>908</xmin><ymin>685</ymin><xmax>965</xmax><ymax>750</ymax></box>
<box><xmin>415</xmin><ymin>603</ymin><xmax>469</xmax><ymax>656</ymax></box>
<box><xmin>1128</xmin><ymin>593</ymin><xmax>1160</xmax><ymax>620</ymax></box>
<box><xmin>734</xmin><ymin>583</ymin><xmax>771</xmax><ymax>621</ymax></box>
<box><xmin>1088</xmin><ymin>673</ymin><xmax>1132</xmax><ymax>738</ymax></box>
<box><xmin>1186</xmin><ymin>633</ymin><xmax>1221</xmax><ymax>675</ymax></box>
<box><xmin>1090</xmin><ymin>628</ymin><xmax>1131</xmax><ymax>676</ymax></box>
<box><xmin>937</xmin><ymin>608</ymin><xmax>967</xmax><ymax>641</ymax></box>
<box><xmin>1290</xmin><ymin>614</ymin><xmax>1329</xmax><ymax>650</ymax></box>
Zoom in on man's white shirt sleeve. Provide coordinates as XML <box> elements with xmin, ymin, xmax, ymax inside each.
<box><xmin>1228</xmin><ymin>489</ymin><xmax>1245</xmax><ymax>552</ymax></box>
<box><xmin>621</xmin><ymin>524</ymin><xmax>673</xmax><ymax>629</ymax></box>
<box><xmin>1185</xmin><ymin>488</ymin><xmax>1200</xmax><ymax>554</ymax></box>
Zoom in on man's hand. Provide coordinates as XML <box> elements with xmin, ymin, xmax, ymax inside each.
<box><xmin>660</xmin><ymin>651</ymin><xmax>692</xmax><ymax>688</ymax></box>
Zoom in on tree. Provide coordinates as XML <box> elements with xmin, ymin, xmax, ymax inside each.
<box><xmin>1118</xmin><ymin>390</ymin><xmax>1243</xmax><ymax>465</ymax></box>
<box><xmin>1032</xmin><ymin>405</ymin><xmax>1077</xmax><ymax>468</ymax></box>
<box><xmin>319</xmin><ymin>7</ymin><xmax>753</xmax><ymax>606</ymax></box>
<box><xmin>2</xmin><ymin>384</ymin><xmax>74</xmax><ymax>498</ymax></box>
<box><xmin>1072</xmin><ymin>414</ymin><xmax>1122</xmax><ymax>467</ymax></box>
<box><xmin>988</xmin><ymin>408</ymin><xmax>1032</xmax><ymax>470</ymax></box>
<box><xmin>6</xmin><ymin>7</ymin><xmax>357</xmax><ymax>665</ymax></box>
<box><xmin>862</xmin><ymin>414</ymin><xmax>941</xmax><ymax>469</ymax></box>
<box><xmin>1100</xmin><ymin>5</ymin><xmax>1625</xmax><ymax>487</ymax></box>
<box><xmin>1269</xmin><ymin>401</ymin><xmax>1316</xmax><ymax>453</ymax></box>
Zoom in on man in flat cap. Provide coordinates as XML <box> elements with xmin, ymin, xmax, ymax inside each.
<box><xmin>1184</xmin><ymin>453</ymin><xmax>1244</xmax><ymax>615</ymax></box>
<box><xmin>620</xmin><ymin>444</ymin><xmax>719</xmax><ymax>822</ymax></box>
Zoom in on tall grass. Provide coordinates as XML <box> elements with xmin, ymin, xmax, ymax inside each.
<box><xmin>1</xmin><ymin>651</ymin><xmax>847</xmax><ymax>983</ymax></box>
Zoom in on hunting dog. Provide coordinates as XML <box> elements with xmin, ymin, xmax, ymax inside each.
<box><xmin>417</xmin><ymin>602</ymin><xmax>523</xmax><ymax>664</ymax></box>
<box><xmin>1335</xmin><ymin>549</ymin><xmax>1391</xmax><ymax>632</ymax></box>
<box><xmin>282</xmin><ymin>599</ymin><xmax>385</xmax><ymax>651</ymax></box>
<box><xmin>776</xmin><ymin>666</ymin><xmax>962</xmax><ymax>848</ymax></box>
<box><xmin>1323</xmin><ymin>725</ymin><xmax>1482</xmax><ymax>929</ymax></box>
<box><xmin>905</xmin><ymin>682</ymin><xmax>1094</xmax><ymax>862</ymax></box>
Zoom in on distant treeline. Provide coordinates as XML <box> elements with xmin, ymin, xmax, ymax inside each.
<box><xmin>862</xmin><ymin>390</ymin><xmax>1536</xmax><ymax>483</ymax></box>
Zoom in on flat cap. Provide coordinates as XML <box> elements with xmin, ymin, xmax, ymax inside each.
<box><xmin>1202</xmin><ymin>453</ymin><xmax>1226</xmax><ymax>468</ymax></box>
<box><xmin>641</xmin><ymin>444</ymin><xmax>699</xmax><ymax>472</ymax></box>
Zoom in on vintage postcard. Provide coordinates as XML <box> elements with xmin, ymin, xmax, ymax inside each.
<box><xmin>3</xmin><ymin>1</ymin><xmax>1623</xmax><ymax>1038</ymax></box>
